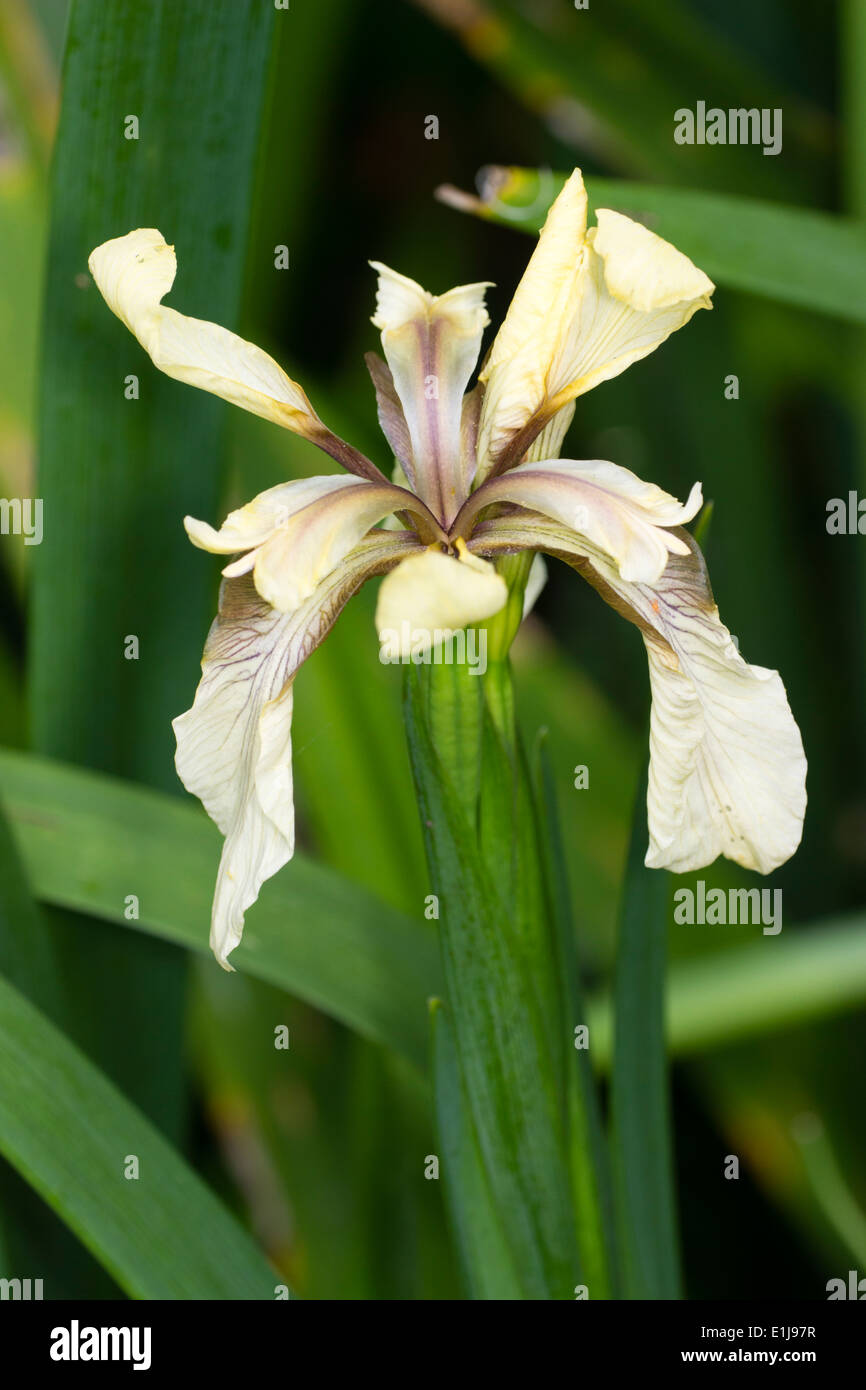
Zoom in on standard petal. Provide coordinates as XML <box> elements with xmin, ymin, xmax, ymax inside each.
<box><xmin>375</xmin><ymin>542</ymin><xmax>507</xmax><ymax>659</ymax></box>
<box><xmin>470</xmin><ymin>514</ymin><xmax>806</xmax><ymax>875</ymax></box>
<box><xmin>456</xmin><ymin>457</ymin><xmax>702</xmax><ymax>584</ymax></box>
<box><xmin>544</xmin><ymin>213</ymin><xmax>714</xmax><ymax>411</ymax></box>
<box><xmin>476</xmin><ymin>170</ymin><xmax>587</xmax><ymax>474</ymax></box>
<box><xmin>89</xmin><ymin>228</ymin><xmax>387</xmax><ymax>482</ymax></box>
<box><xmin>174</xmin><ymin>531</ymin><xmax>421</xmax><ymax>968</ymax></box>
<box><xmin>475</xmin><ymin>170</ymin><xmax>713</xmax><ymax>480</ymax></box>
<box><xmin>370</xmin><ymin>261</ymin><xmax>492</xmax><ymax>525</ymax></box>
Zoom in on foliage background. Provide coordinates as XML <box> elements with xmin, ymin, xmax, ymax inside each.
<box><xmin>0</xmin><ymin>0</ymin><xmax>864</xmax><ymax>1299</ymax></box>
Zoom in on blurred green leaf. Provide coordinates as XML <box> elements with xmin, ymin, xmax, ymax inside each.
<box><xmin>534</xmin><ymin>734</ymin><xmax>618</xmax><ymax>1298</ymax></box>
<box><xmin>0</xmin><ymin>748</ymin><xmax>439</xmax><ymax>1070</ymax></box>
<box><xmin>419</xmin><ymin>0</ymin><xmax>828</xmax><ymax>197</ymax></box>
<box><xmin>30</xmin><ymin>0</ymin><xmax>278</xmax><ymax>1148</ymax></box>
<box><xmin>4</xmin><ymin>748</ymin><xmax>866</xmax><ymax>1070</ymax></box>
<box><xmin>595</xmin><ymin>912</ymin><xmax>866</xmax><ymax>1064</ymax></box>
<box><xmin>440</xmin><ymin>168</ymin><xmax>866</xmax><ymax>324</ymax></box>
<box><xmin>0</xmin><ymin>970</ymin><xmax>276</xmax><ymax>1299</ymax></box>
<box><xmin>34</xmin><ymin>0</ymin><xmax>277</xmax><ymax>780</ymax></box>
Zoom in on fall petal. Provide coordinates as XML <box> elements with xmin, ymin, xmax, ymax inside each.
<box><xmin>469</xmin><ymin>515</ymin><xmax>806</xmax><ymax>875</ymax></box>
<box><xmin>174</xmin><ymin>532</ymin><xmax>421</xmax><ymax>968</ymax></box>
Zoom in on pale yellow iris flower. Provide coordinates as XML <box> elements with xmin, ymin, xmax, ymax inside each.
<box><xmin>89</xmin><ymin>169</ymin><xmax>807</xmax><ymax>969</ymax></box>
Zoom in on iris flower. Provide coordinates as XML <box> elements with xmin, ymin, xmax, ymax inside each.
<box><xmin>89</xmin><ymin>169</ymin><xmax>806</xmax><ymax>968</ymax></box>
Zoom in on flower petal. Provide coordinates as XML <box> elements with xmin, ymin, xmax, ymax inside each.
<box><xmin>364</xmin><ymin>351</ymin><xmax>416</xmax><ymax>485</ymax></box>
<box><xmin>89</xmin><ymin>228</ymin><xmax>387</xmax><ymax>482</ymax></box>
<box><xmin>471</xmin><ymin>514</ymin><xmax>805</xmax><ymax>874</ymax></box>
<box><xmin>476</xmin><ymin>170</ymin><xmax>713</xmax><ymax>479</ymax></box>
<box><xmin>250</xmin><ymin>479</ymin><xmax>417</xmax><ymax>611</ymax></box>
<box><xmin>457</xmin><ymin>457</ymin><xmax>702</xmax><ymax>584</ymax></box>
<box><xmin>375</xmin><ymin>543</ymin><xmax>507</xmax><ymax>659</ymax></box>
<box><xmin>545</xmin><ymin>211</ymin><xmax>714</xmax><ymax>410</ymax></box>
<box><xmin>185</xmin><ymin>472</ymin><xmax>436</xmax><ymax>611</ymax></box>
<box><xmin>174</xmin><ymin>531</ymin><xmax>421</xmax><ymax>968</ymax></box>
<box><xmin>370</xmin><ymin>261</ymin><xmax>491</xmax><ymax>524</ymax></box>
<box><xmin>184</xmin><ymin>475</ymin><xmax>365</xmax><ymax>555</ymax></box>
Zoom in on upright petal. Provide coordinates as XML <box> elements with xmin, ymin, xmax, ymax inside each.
<box><xmin>476</xmin><ymin>170</ymin><xmax>588</xmax><ymax>475</ymax></box>
<box><xmin>469</xmin><ymin>514</ymin><xmax>806</xmax><ymax>874</ymax></box>
<box><xmin>545</xmin><ymin>211</ymin><xmax>714</xmax><ymax>411</ymax></box>
<box><xmin>371</xmin><ymin>262</ymin><xmax>491</xmax><ymax>525</ymax></box>
<box><xmin>455</xmin><ymin>457</ymin><xmax>702</xmax><ymax>584</ymax></box>
<box><xmin>174</xmin><ymin>531</ymin><xmax>422</xmax><ymax>968</ymax></box>
<box><xmin>89</xmin><ymin>229</ymin><xmax>386</xmax><ymax>482</ymax></box>
<box><xmin>476</xmin><ymin>171</ymin><xmax>713</xmax><ymax>480</ymax></box>
<box><xmin>375</xmin><ymin>542</ymin><xmax>507</xmax><ymax>659</ymax></box>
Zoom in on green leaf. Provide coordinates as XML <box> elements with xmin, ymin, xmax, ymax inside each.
<box><xmin>534</xmin><ymin>734</ymin><xmax>618</xmax><ymax>1299</ymax></box>
<box><xmin>34</xmin><ymin>0</ymin><xmax>277</xmax><ymax>780</ymax></box>
<box><xmin>610</xmin><ymin>763</ymin><xmax>681</xmax><ymax>1300</ymax></box>
<box><xmin>0</xmin><ymin>748</ymin><xmax>439</xmax><ymax>1071</ymax></box>
<box><xmin>440</xmin><ymin>168</ymin><xmax>866</xmax><ymax>325</ymax></box>
<box><xmin>595</xmin><ymin>911</ymin><xmax>866</xmax><ymax>1064</ymax></box>
<box><xmin>30</xmin><ymin>0</ymin><xmax>278</xmax><ymax>1143</ymax></box>
<box><xmin>5</xmin><ymin>747</ymin><xmax>866</xmax><ymax>1076</ymax></box>
<box><xmin>0</xmin><ymin>970</ymin><xmax>276</xmax><ymax>1299</ymax></box>
<box><xmin>428</xmin><ymin>0</ymin><xmax>826</xmax><ymax>197</ymax></box>
<box><xmin>404</xmin><ymin>664</ymin><xmax>578</xmax><ymax>1299</ymax></box>
<box><xmin>430</xmin><ymin>999</ymin><xmax>523</xmax><ymax>1300</ymax></box>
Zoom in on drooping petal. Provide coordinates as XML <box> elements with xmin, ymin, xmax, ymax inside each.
<box><xmin>89</xmin><ymin>229</ymin><xmax>386</xmax><ymax>482</ymax></box>
<box><xmin>370</xmin><ymin>261</ymin><xmax>491</xmax><ymax>525</ymax></box>
<box><xmin>456</xmin><ymin>457</ymin><xmax>702</xmax><ymax>584</ymax></box>
<box><xmin>174</xmin><ymin>531</ymin><xmax>422</xmax><ymax>968</ymax></box>
<box><xmin>475</xmin><ymin>170</ymin><xmax>713</xmax><ymax>480</ymax></box>
<box><xmin>375</xmin><ymin>542</ymin><xmax>507</xmax><ymax>659</ymax></box>
<box><xmin>469</xmin><ymin>514</ymin><xmax>806</xmax><ymax>875</ymax></box>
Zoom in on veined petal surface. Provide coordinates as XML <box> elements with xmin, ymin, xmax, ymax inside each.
<box><xmin>469</xmin><ymin>515</ymin><xmax>806</xmax><ymax>875</ymax></box>
<box><xmin>371</xmin><ymin>261</ymin><xmax>491</xmax><ymax>524</ymax></box>
<box><xmin>89</xmin><ymin>229</ymin><xmax>317</xmax><ymax>430</ymax></box>
<box><xmin>174</xmin><ymin>531</ymin><xmax>421</xmax><ymax>968</ymax></box>
<box><xmin>475</xmin><ymin>170</ymin><xmax>713</xmax><ymax>480</ymax></box>
<box><xmin>459</xmin><ymin>457</ymin><xmax>702</xmax><ymax>584</ymax></box>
